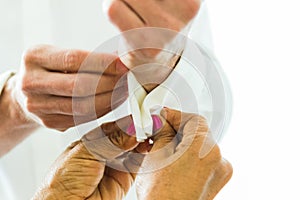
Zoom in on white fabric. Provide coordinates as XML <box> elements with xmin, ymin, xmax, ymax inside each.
<box><xmin>0</xmin><ymin>1</ymin><xmax>213</xmax><ymax>200</ymax></box>
<box><xmin>0</xmin><ymin>71</ymin><xmax>15</xmax><ymax>96</ymax></box>
<box><xmin>81</xmin><ymin>58</ymin><xmax>212</xmax><ymax>142</ymax></box>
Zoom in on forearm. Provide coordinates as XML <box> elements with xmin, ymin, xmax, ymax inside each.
<box><xmin>0</xmin><ymin>75</ymin><xmax>38</xmax><ymax>157</ymax></box>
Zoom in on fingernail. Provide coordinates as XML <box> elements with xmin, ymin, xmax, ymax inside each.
<box><xmin>152</xmin><ymin>115</ymin><xmax>163</xmax><ymax>132</ymax></box>
<box><xmin>126</xmin><ymin>122</ymin><xmax>136</xmax><ymax>136</ymax></box>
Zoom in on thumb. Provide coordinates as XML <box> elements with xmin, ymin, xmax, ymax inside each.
<box><xmin>161</xmin><ymin>108</ymin><xmax>215</xmax><ymax>158</ymax></box>
<box><xmin>151</xmin><ymin>120</ymin><xmax>176</xmax><ymax>151</ymax></box>
<box><xmin>176</xmin><ymin>113</ymin><xmax>216</xmax><ymax>159</ymax></box>
<box><xmin>148</xmin><ymin>108</ymin><xmax>195</xmax><ymax>156</ymax></box>
<box><xmin>160</xmin><ymin>107</ymin><xmax>196</xmax><ymax>133</ymax></box>
<box><xmin>81</xmin><ymin>115</ymin><xmax>138</xmax><ymax>162</ymax></box>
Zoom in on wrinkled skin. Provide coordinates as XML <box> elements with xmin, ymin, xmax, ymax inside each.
<box><xmin>136</xmin><ymin>108</ymin><xmax>233</xmax><ymax>200</ymax></box>
<box><xmin>33</xmin><ymin>109</ymin><xmax>232</xmax><ymax>200</ymax></box>
<box><xmin>11</xmin><ymin>45</ymin><xmax>128</xmax><ymax>131</ymax></box>
<box><xmin>0</xmin><ymin>45</ymin><xmax>129</xmax><ymax>156</ymax></box>
<box><xmin>107</xmin><ymin>0</ymin><xmax>201</xmax><ymax>91</ymax></box>
<box><xmin>107</xmin><ymin>0</ymin><xmax>200</xmax><ymax>31</ymax></box>
<box><xmin>33</xmin><ymin>117</ymin><xmax>139</xmax><ymax>200</ymax></box>
<box><xmin>32</xmin><ymin>1</ymin><xmax>233</xmax><ymax>199</ymax></box>
<box><xmin>0</xmin><ymin>0</ymin><xmax>202</xmax><ymax>156</ymax></box>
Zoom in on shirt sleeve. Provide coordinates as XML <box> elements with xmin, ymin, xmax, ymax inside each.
<box><xmin>0</xmin><ymin>71</ymin><xmax>15</xmax><ymax>96</ymax></box>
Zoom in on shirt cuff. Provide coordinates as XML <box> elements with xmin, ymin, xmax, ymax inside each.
<box><xmin>0</xmin><ymin>71</ymin><xmax>16</xmax><ymax>96</ymax></box>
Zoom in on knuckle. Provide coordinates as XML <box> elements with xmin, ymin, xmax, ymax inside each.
<box><xmin>107</xmin><ymin>0</ymin><xmax>120</xmax><ymax>22</ymax></box>
<box><xmin>63</xmin><ymin>50</ymin><xmax>81</xmax><ymax>70</ymax></box>
<box><xmin>22</xmin><ymin>45</ymin><xmax>49</xmax><ymax>66</ymax></box>
<box><xmin>187</xmin><ymin>115</ymin><xmax>209</xmax><ymax>133</ymax></box>
<box><xmin>210</xmin><ymin>144</ymin><xmax>222</xmax><ymax>160</ymax></box>
<box><xmin>100</xmin><ymin>54</ymin><xmax>117</xmax><ymax>74</ymax></box>
<box><xmin>21</xmin><ymin>76</ymin><xmax>33</xmax><ymax>92</ymax></box>
<box><xmin>108</xmin><ymin>130</ymin><xmax>124</xmax><ymax>148</ymax></box>
<box><xmin>22</xmin><ymin>49</ymin><xmax>39</xmax><ymax>68</ymax></box>
<box><xmin>23</xmin><ymin>50</ymin><xmax>35</xmax><ymax>66</ymax></box>
<box><xmin>185</xmin><ymin>0</ymin><xmax>200</xmax><ymax>19</ymax></box>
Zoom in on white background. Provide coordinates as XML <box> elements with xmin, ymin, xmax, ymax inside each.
<box><xmin>209</xmin><ymin>0</ymin><xmax>300</xmax><ymax>199</ymax></box>
<box><xmin>1</xmin><ymin>0</ymin><xmax>300</xmax><ymax>199</ymax></box>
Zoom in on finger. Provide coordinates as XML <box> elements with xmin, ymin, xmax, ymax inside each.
<box><xmin>150</xmin><ymin>121</ymin><xmax>176</xmax><ymax>151</ymax></box>
<box><xmin>160</xmin><ymin>107</ymin><xmax>196</xmax><ymax>133</ymax></box>
<box><xmin>164</xmin><ymin>109</ymin><xmax>215</xmax><ymax>158</ymax></box>
<box><xmin>36</xmin><ymin>104</ymin><xmax>131</xmax><ymax>131</ymax></box>
<box><xmin>123</xmin><ymin>149</ymin><xmax>146</xmax><ymax>176</ymax></box>
<box><xmin>26</xmin><ymin>86</ymin><xmax>127</xmax><ymax>117</ymax></box>
<box><xmin>101</xmin><ymin>116</ymin><xmax>138</xmax><ymax>151</ymax></box>
<box><xmin>24</xmin><ymin>45</ymin><xmax>127</xmax><ymax>74</ymax></box>
<box><xmin>23</xmin><ymin>70</ymin><xmax>127</xmax><ymax>97</ymax></box>
<box><xmin>160</xmin><ymin>108</ymin><xmax>215</xmax><ymax>157</ymax></box>
<box><xmin>35</xmin><ymin>114</ymin><xmax>98</xmax><ymax>131</ymax></box>
<box><xmin>107</xmin><ymin>0</ymin><xmax>144</xmax><ymax>31</ymax></box>
<box><xmin>122</xmin><ymin>142</ymin><xmax>150</xmax><ymax>176</ymax></box>
<box><xmin>154</xmin><ymin>0</ymin><xmax>200</xmax><ymax>24</ymax></box>
<box><xmin>134</xmin><ymin>139</ymin><xmax>152</xmax><ymax>153</ymax></box>
<box><xmin>99</xmin><ymin>166</ymin><xmax>134</xmax><ymax>199</ymax></box>
<box><xmin>122</xmin><ymin>0</ymin><xmax>185</xmax><ymax>30</ymax></box>
<box><xmin>80</xmin><ymin>52</ymin><xmax>129</xmax><ymax>75</ymax></box>
<box><xmin>23</xmin><ymin>45</ymin><xmax>88</xmax><ymax>72</ymax></box>
<box><xmin>180</xmin><ymin>117</ymin><xmax>216</xmax><ymax>159</ymax></box>
<box><xmin>72</xmin><ymin>71</ymin><xmax>128</xmax><ymax>97</ymax></box>
<box><xmin>81</xmin><ymin>117</ymin><xmax>138</xmax><ymax>163</ymax></box>
<box><xmin>73</xmin><ymin>71</ymin><xmax>127</xmax><ymax>98</ymax></box>
<box><xmin>81</xmin><ymin>116</ymin><xmax>143</xmax><ymax>178</ymax></box>
<box><xmin>108</xmin><ymin>0</ymin><xmax>183</xmax><ymax>52</ymax></box>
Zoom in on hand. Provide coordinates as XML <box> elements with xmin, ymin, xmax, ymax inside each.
<box><xmin>135</xmin><ymin>108</ymin><xmax>233</xmax><ymax>200</ymax></box>
<box><xmin>33</xmin><ymin>117</ymin><xmax>140</xmax><ymax>200</ymax></box>
<box><xmin>9</xmin><ymin>45</ymin><xmax>128</xmax><ymax>131</ymax></box>
<box><xmin>106</xmin><ymin>0</ymin><xmax>201</xmax><ymax>92</ymax></box>
<box><xmin>107</xmin><ymin>0</ymin><xmax>200</xmax><ymax>32</ymax></box>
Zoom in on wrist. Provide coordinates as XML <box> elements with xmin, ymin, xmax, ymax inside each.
<box><xmin>0</xmin><ymin>74</ymin><xmax>39</xmax><ymax>156</ymax></box>
<box><xmin>1</xmin><ymin>75</ymin><xmax>38</xmax><ymax>130</ymax></box>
